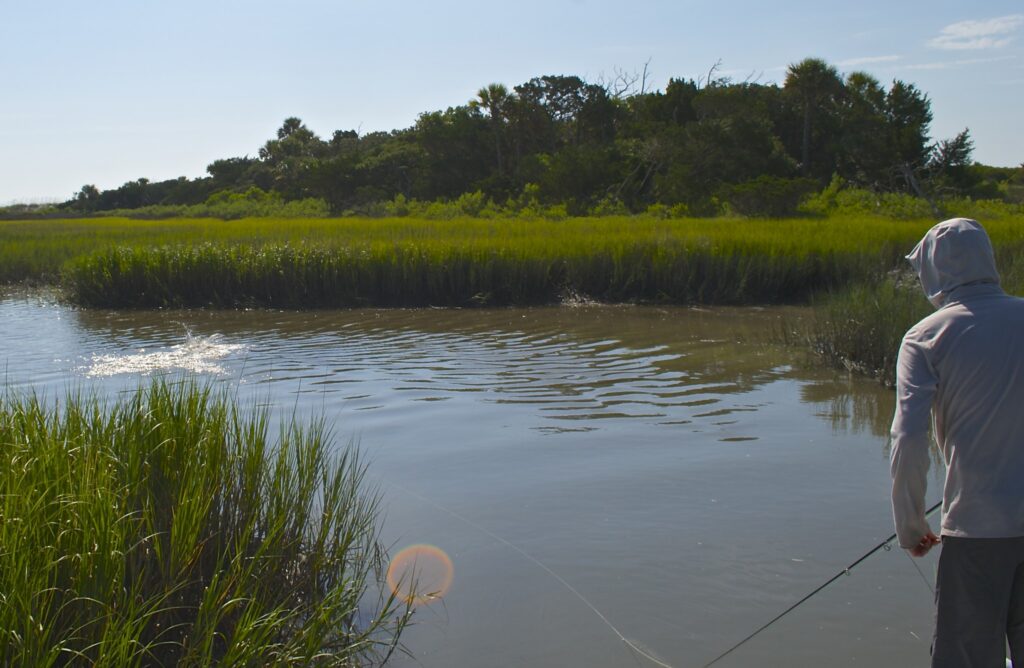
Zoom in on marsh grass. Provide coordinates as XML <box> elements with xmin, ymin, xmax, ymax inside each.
<box><xmin>17</xmin><ymin>214</ymin><xmax>950</xmax><ymax>308</ymax></box>
<box><xmin>0</xmin><ymin>380</ymin><xmax>408</xmax><ymax>666</ymax></box>
<box><xmin>63</xmin><ymin>239</ymin><xmax>887</xmax><ymax>308</ymax></box>
<box><xmin>1</xmin><ymin>215</ymin><xmax>929</xmax><ymax>289</ymax></box>
<box><xmin>808</xmin><ymin>279</ymin><xmax>932</xmax><ymax>385</ymax></box>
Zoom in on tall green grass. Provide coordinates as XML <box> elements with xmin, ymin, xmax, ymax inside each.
<box><xmin>63</xmin><ymin>238</ymin><xmax>886</xmax><ymax>308</ymax></box>
<box><xmin>1</xmin><ymin>215</ymin><xmax>928</xmax><ymax>287</ymax></box>
<box><xmin>56</xmin><ymin>215</ymin><xmax>1024</xmax><ymax>309</ymax></box>
<box><xmin>807</xmin><ymin>278</ymin><xmax>932</xmax><ymax>386</ymax></box>
<box><xmin>0</xmin><ymin>381</ymin><xmax>408</xmax><ymax>666</ymax></box>
<box><xmin>0</xmin><ymin>214</ymin><xmax>951</xmax><ymax>307</ymax></box>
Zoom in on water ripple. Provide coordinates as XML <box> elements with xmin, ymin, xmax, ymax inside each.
<box><xmin>0</xmin><ymin>299</ymin><xmax>865</xmax><ymax>435</ymax></box>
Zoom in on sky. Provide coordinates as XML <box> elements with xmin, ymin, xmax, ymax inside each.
<box><xmin>2</xmin><ymin>0</ymin><xmax>1022</xmax><ymax>204</ymax></box>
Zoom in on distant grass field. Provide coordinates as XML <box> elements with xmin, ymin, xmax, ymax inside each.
<box><xmin>0</xmin><ymin>215</ymin><xmax>939</xmax><ymax>303</ymax></box>
<box><xmin>0</xmin><ymin>215</ymin><xmax>923</xmax><ymax>287</ymax></box>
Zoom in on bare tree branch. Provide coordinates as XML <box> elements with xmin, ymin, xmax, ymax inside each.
<box><xmin>699</xmin><ymin>59</ymin><xmax>723</xmax><ymax>89</ymax></box>
<box><xmin>598</xmin><ymin>58</ymin><xmax>654</xmax><ymax>99</ymax></box>
<box><xmin>640</xmin><ymin>58</ymin><xmax>652</xmax><ymax>95</ymax></box>
<box><xmin>741</xmin><ymin>70</ymin><xmax>764</xmax><ymax>85</ymax></box>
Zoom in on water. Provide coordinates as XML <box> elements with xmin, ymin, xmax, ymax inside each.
<box><xmin>0</xmin><ymin>289</ymin><xmax>943</xmax><ymax>667</ymax></box>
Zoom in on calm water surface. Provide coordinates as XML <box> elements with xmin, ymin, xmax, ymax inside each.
<box><xmin>0</xmin><ymin>290</ymin><xmax>943</xmax><ymax>667</ymax></box>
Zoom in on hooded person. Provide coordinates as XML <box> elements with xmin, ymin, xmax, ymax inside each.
<box><xmin>890</xmin><ymin>217</ymin><xmax>1024</xmax><ymax>668</ymax></box>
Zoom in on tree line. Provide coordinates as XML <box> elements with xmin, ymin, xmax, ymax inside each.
<box><xmin>64</xmin><ymin>58</ymin><xmax>1021</xmax><ymax>218</ymax></box>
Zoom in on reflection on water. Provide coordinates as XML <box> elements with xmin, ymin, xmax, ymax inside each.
<box><xmin>801</xmin><ymin>379</ymin><xmax>894</xmax><ymax>438</ymax></box>
<box><xmin>0</xmin><ymin>291</ymin><xmax>939</xmax><ymax>668</ymax></box>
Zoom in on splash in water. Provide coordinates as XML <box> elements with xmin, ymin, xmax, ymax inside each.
<box><xmin>84</xmin><ymin>333</ymin><xmax>244</xmax><ymax>377</ymax></box>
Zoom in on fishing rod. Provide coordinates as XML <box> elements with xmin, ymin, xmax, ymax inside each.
<box><xmin>702</xmin><ymin>499</ymin><xmax>944</xmax><ymax>668</ymax></box>
<box><xmin>393</xmin><ymin>483</ymin><xmax>675</xmax><ymax>668</ymax></box>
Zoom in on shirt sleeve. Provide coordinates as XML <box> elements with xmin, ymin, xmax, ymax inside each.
<box><xmin>890</xmin><ymin>333</ymin><xmax>938</xmax><ymax>549</ymax></box>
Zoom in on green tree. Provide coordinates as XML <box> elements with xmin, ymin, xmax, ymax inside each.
<box><xmin>515</xmin><ymin>75</ymin><xmax>601</xmax><ymax>146</ymax></box>
<box><xmin>470</xmin><ymin>83</ymin><xmax>512</xmax><ymax>176</ymax></box>
<box><xmin>648</xmin><ymin>82</ymin><xmax>794</xmax><ymax>208</ymax></box>
<box><xmin>784</xmin><ymin>58</ymin><xmax>843</xmax><ymax>177</ymax></box>
<box><xmin>885</xmin><ymin>80</ymin><xmax>933</xmax><ymax>196</ymax></box>
<box><xmin>206</xmin><ymin>157</ymin><xmax>257</xmax><ymax>189</ymax></box>
<box><xmin>411</xmin><ymin>107</ymin><xmax>491</xmax><ymax>199</ymax></box>
<box><xmin>257</xmin><ymin>117</ymin><xmax>328</xmax><ymax>199</ymax></box>
<box><xmin>535</xmin><ymin>144</ymin><xmax>625</xmax><ymax>211</ymax></box>
<box><xmin>74</xmin><ymin>184</ymin><xmax>100</xmax><ymax>211</ymax></box>
<box><xmin>836</xmin><ymin>72</ymin><xmax>890</xmax><ymax>187</ymax></box>
<box><xmin>928</xmin><ymin>129</ymin><xmax>975</xmax><ymax>195</ymax></box>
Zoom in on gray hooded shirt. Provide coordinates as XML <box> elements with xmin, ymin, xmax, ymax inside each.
<box><xmin>891</xmin><ymin>218</ymin><xmax>1024</xmax><ymax>548</ymax></box>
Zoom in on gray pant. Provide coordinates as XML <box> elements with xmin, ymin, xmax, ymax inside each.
<box><xmin>933</xmin><ymin>536</ymin><xmax>1024</xmax><ymax>668</ymax></box>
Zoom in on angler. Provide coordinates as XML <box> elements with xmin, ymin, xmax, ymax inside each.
<box><xmin>891</xmin><ymin>218</ymin><xmax>1024</xmax><ymax>667</ymax></box>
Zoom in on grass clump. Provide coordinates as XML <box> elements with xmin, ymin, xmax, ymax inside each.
<box><xmin>0</xmin><ymin>380</ymin><xmax>408</xmax><ymax>666</ymax></box>
<box><xmin>808</xmin><ymin>278</ymin><xmax>932</xmax><ymax>385</ymax></box>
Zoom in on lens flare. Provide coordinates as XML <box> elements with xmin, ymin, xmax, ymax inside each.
<box><xmin>386</xmin><ymin>544</ymin><xmax>454</xmax><ymax>606</ymax></box>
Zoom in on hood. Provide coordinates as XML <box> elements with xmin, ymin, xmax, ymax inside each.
<box><xmin>906</xmin><ymin>218</ymin><xmax>999</xmax><ymax>309</ymax></box>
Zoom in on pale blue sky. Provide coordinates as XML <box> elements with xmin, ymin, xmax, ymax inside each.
<box><xmin>2</xmin><ymin>0</ymin><xmax>1022</xmax><ymax>203</ymax></box>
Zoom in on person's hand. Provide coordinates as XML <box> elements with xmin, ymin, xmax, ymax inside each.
<box><xmin>909</xmin><ymin>531</ymin><xmax>941</xmax><ymax>557</ymax></box>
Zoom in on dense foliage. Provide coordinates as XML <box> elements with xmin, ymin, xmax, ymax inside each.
<box><xmin>23</xmin><ymin>58</ymin><xmax>1020</xmax><ymax>220</ymax></box>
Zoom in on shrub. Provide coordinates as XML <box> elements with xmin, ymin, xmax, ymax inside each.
<box><xmin>88</xmin><ymin>188</ymin><xmax>330</xmax><ymax>220</ymax></box>
<box><xmin>589</xmin><ymin>196</ymin><xmax>629</xmax><ymax>217</ymax></box>
<box><xmin>644</xmin><ymin>203</ymin><xmax>671</xmax><ymax>219</ymax></box>
<box><xmin>723</xmin><ymin>176</ymin><xmax>819</xmax><ymax>217</ymax></box>
<box><xmin>939</xmin><ymin>197</ymin><xmax>1024</xmax><ymax>220</ymax></box>
<box><xmin>384</xmin><ymin>193</ymin><xmax>412</xmax><ymax>217</ymax></box>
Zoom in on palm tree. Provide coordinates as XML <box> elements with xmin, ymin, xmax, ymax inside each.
<box><xmin>784</xmin><ymin>58</ymin><xmax>842</xmax><ymax>175</ymax></box>
<box><xmin>277</xmin><ymin>116</ymin><xmax>305</xmax><ymax>139</ymax></box>
<box><xmin>471</xmin><ymin>83</ymin><xmax>511</xmax><ymax>175</ymax></box>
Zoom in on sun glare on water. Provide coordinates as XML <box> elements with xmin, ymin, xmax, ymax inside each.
<box><xmin>386</xmin><ymin>544</ymin><xmax>454</xmax><ymax>606</ymax></box>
